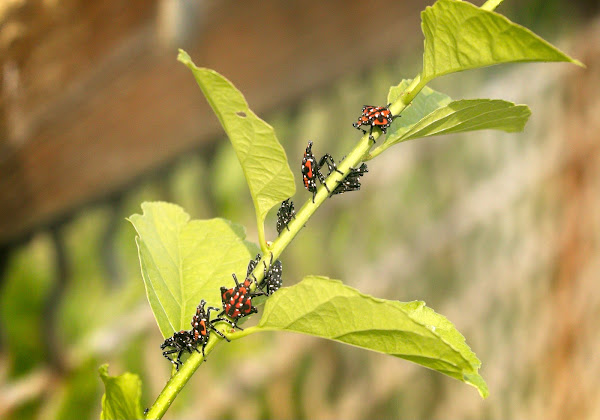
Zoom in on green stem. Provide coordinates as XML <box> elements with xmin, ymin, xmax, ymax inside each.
<box><xmin>257</xmin><ymin>213</ymin><xmax>268</xmax><ymax>254</ymax></box>
<box><xmin>395</xmin><ymin>75</ymin><xmax>425</xmax><ymax>110</ymax></box>
<box><xmin>144</xmin><ymin>335</ymin><xmax>222</xmax><ymax>419</ymax></box>
<box><xmin>146</xmin><ymin>1</ymin><xmax>505</xmax><ymax>417</ymax></box>
<box><xmin>226</xmin><ymin>326</ymin><xmax>261</xmax><ymax>340</ymax></box>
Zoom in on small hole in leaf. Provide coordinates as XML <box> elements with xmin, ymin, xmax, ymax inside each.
<box><xmin>236</xmin><ymin>111</ymin><xmax>247</xmax><ymax>117</ymax></box>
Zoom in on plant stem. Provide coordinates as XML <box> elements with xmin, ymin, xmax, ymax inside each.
<box><xmin>257</xmin><ymin>213</ymin><xmax>268</xmax><ymax>254</ymax></box>
<box><xmin>226</xmin><ymin>326</ymin><xmax>261</xmax><ymax>340</ymax></box>
<box><xmin>144</xmin><ymin>335</ymin><xmax>225</xmax><ymax>419</ymax></box>
<box><xmin>145</xmin><ymin>1</ymin><xmax>505</xmax><ymax>416</ymax></box>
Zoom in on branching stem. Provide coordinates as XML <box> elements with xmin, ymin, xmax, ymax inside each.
<box><xmin>145</xmin><ymin>1</ymin><xmax>502</xmax><ymax>417</ymax></box>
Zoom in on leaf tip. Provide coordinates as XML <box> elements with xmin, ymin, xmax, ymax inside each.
<box><xmin>464</xmin><ymin>372</ymin><xmax>490</xmax><ymax>399</ymax></box>
<box><xmin>98</xmin><ymin>363</ymin><xmax>109</xmax><ymax>378</ymax></box>
<box><xmin>572</xmin><ymin>58</ymin><xmax>586</xmax><ymax>69</ymax></box>
<box><xmin>177</xmin><ymin>49</ymin><xmax>192</xmax><ymax>66</ymax></box>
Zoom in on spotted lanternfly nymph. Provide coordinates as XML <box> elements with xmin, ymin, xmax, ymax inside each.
<box><xmin>245</xmin><ymin>254</ymin><xmax>262</xmax><ymax>279</ymax></box>
<box><xmin>352</xmin><ymin>104</ymin><xmax>395</xmax><ymax>141</ymax></box>
<box><xmin>263</xmin><ymin>259</ymin><xmax>283</xmax><ymax>295</ymax></box>
<box><xmin>217</xmin><ymin>257</ymin><xmax>266</xmax><ymax>331</ymax></box>
<box><xmin>258</xmin><ymin>254</ymin><xmax>284</xmax><ymax>295</ymax></box>
<box><xmin>276</xmin><ymin>199</ymin><xmax>296</xmax><ymax>234</ymax></box>
<box><xmin>191</xmin><ymin>299</ymin><xmax>230</xmax><ymax>359</ymax></box>
<box><xmin>161</xmin><ymin>299</ymin><xmax>230</xmax><ymax>370</ymax></box>
<box><xmin>331</xmin><ymin>163</ymin><xmax>368</xmax><ymax>196</ymax></box>
<box><xmin>160</xmin><ymin>330</ymin><xmax>198</xmax><ymax>370</ymax></box>
<box><xmin>302</xmin><ymin>141</ymin><xmax>343</xmax><ymax>202</ymax></box>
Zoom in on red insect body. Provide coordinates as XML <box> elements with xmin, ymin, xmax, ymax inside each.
<box><xmin>302</xmin><ymin>144</ymin><xmax>318</xmax><ymax>194</ymax></box>
<box><xmin>352</xmin><ymin>104</ymin><xmax>395</xmax><ymax>141</ymax></box>
<box><xmin>219</xmin><ymin>275</ymin><xmax>259</xmax><ymax>330</ymax></box>
<box><xmin>301</xmin><ymin>141</ymin><xmax>341</xmax><ymax>202</ymax></box>
<box><xmin>161</xmin><ymin>299</ymin><xmax>228</xmax><ymax>369</ymax></box>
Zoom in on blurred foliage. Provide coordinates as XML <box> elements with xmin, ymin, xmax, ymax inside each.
<box><xmin>1</xmin><ymin>236</ymin><xmax>53</xmax><ymax>374</ymax></box>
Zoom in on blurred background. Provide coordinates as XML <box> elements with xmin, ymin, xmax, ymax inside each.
<box><xmin>1</xmin><ymin>0</ymin><xmax>599</xmax><ymax>419</ymax></box>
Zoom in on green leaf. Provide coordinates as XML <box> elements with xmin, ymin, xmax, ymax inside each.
<box><xmin>257</xmin><ymin>276</ymin><xmax>488</xmax><ymax>398</ymax></box>
<box><xmin>178</xmin><ymin>49</ymin><xmax>295</xmax><ymax>246</ymax></box>
<box><xmin>99</xmin><ymin>364</ymin><xmax>143</xmax><ymax>420</ymax></box>
<box><xmin>385</xmin><ymin>98</ymin><xmax>531</xmax><ymax>146</ymax></box>
<box><xmin>385</xmin><ymin>79</ymin><xmax>452</xmax><ymax>141</ymax></box>
<box><xmin>421</xmin><ymin>0</ymin><xmax>583</xmax><ymax>82</ymax></box>
<box><xmin>128</xmin><ymin>202</ymin><xmax>259</xmax><ymax>338</ymax></box>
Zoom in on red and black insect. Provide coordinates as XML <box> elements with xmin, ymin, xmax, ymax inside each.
<box><xmin>331</xmin><ymin>163</ymin><xmax>368</xmax><ymax>196</ymax></box>
<box><xmin>217</xmin><ymin>256</ymin><xmax>265</xmax><ymax>331</ymax></box>
<box><xmin>161</xmin><ymin>300</ymin><xmax>229</xmax><ymax>370</ymax></box>
<box><xmin>302</xmin><ymin>141</ymin><xmax>343</xmax><ymax>202</ymax></box>
<box><xmin>352</xmin><ymin>104</ymin><xmax>395</xmax><ymax>141</ymax></box>
<box><xmin>191</xmin><ymin>299</ymin><xmax>230</xmax><ymax>359</ymax></box>
<box><xmin>276</xmin><ymin>199</ymin><xmax>296</xmax><ymax>234</ymax></box>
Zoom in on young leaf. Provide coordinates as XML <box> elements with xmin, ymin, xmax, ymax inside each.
<box><xmin>385</xmin><ymin>99</ymin><xmax>531</xmax><ymax>146</ymax></box>
<box><xmin>386</xmin><ymin>79</ymin><xmax>452</xmax><ymax>140</ymax></box>
<box><xmin>257</xmin><ymin>276</ymin><xmax>488</xmax><ymax>398</ymax></box>
<box><xmin>99</xmin><ymin>364</ymin><xmax>143</xmax><ymax>420</ymax></box>
<box><xmin>128</xmin><ymin>202</ymin><xmax>259</xmax><ymax>338</ymax></box>
<box><xmin>421</xmin><ymin>0</ymin><xmax>583</xmax><ymax>82</ymax></box>
<box><xmin>178</xmin><ymin>50</ymin><xmax>295</xmax><ymax>247</ymax></box>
